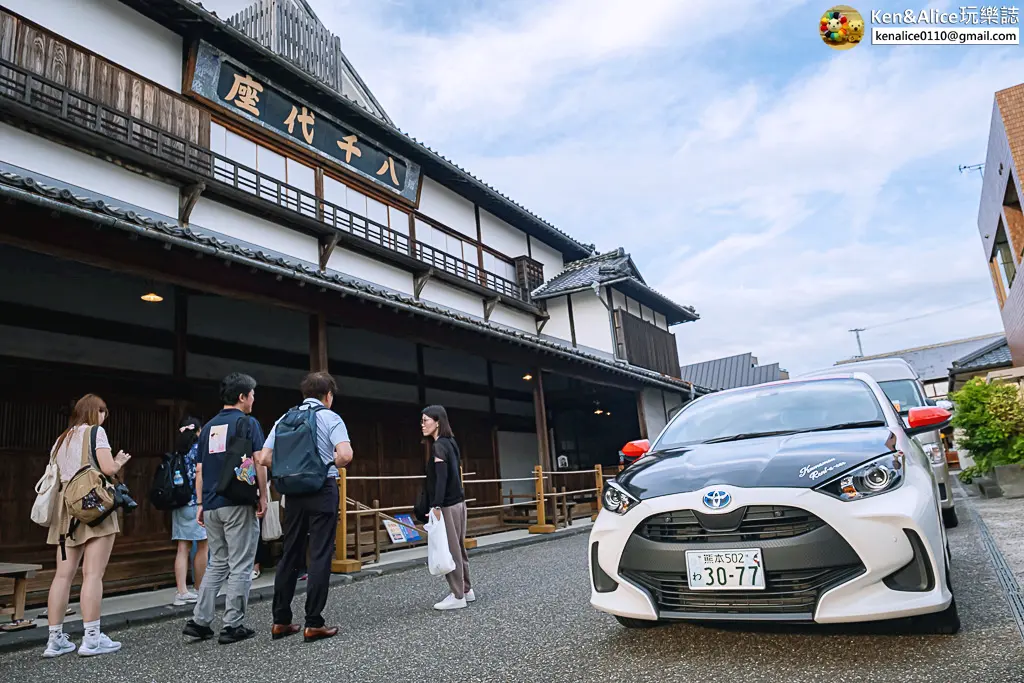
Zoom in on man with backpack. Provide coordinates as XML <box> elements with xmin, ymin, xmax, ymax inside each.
<box><xmin>256</xmin><ymin>371</ymin><xmax>352</xmax><ymax>642</ymax></box>
<box><xmin>182</xmin><ymin>372</ymin><xmax>268</xmax><ymax>645</ymax></box>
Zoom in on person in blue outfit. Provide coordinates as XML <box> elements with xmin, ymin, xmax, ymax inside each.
<box><xmin>182</xmin><ymin>372</ymin><xmax>268</xmax><ymax>645</ymax></box>
<box><xmin>171</xmin><ymin>416</ymin><xmax>208</xmax><ymax>606</ymax></box>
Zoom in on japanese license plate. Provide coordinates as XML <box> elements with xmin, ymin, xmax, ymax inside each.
<box><xmin>685</xmin><ymin>549</ymin><xmax>765</xmax><ymax>590</ymax></box>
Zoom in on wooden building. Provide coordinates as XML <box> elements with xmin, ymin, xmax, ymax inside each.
<box><xmin>0</xmin><ymin>0</ymin><xmax>707</xmax><ymax>605</ymax></box>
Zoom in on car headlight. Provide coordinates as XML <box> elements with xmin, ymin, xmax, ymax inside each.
<box><xmin>602</xmin><ymin>481</ymin><xmax>640</xmax><ymax>515</ymax></box>
<box><xmin>921</xmin><ymin>442</ymin><xmax>945</xmax><ymax>465</ymax></box>
<box><xmin>815</xmin><ymin>452</ymin><xmax>905</xmax><ymax>501</ymax></box>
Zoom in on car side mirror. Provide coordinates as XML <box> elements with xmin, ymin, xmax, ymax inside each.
<box><xmin>906</xmin><ymin>406</ymin><xmax>952</xmax><ymax>436</ymax></box>
<box><xmin>621</xmin><ymin>439</ymin><xmax>650</xmax><ymax>458</ymax></box>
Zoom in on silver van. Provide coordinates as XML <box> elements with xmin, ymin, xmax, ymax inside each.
<box><xmin>797</xmin><ymin>358</ymin><xmax>958</xmax><ymax>527</ymax></box>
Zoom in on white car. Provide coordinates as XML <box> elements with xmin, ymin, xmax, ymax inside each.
<box><xmin>796</xmin><ymin>359</ymin><xmax>958</xmax><ymax>528</ymax></box>
<box><xmin>589</xmin><ymin>373</ymin><xmax>960</xmax><ymax>633</ymax></box>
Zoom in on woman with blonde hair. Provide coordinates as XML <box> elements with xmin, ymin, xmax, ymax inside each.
<box><xmin>42</xmin><ymin>394</ymin><xmax>131</xmax><ymax>658</ymax></box>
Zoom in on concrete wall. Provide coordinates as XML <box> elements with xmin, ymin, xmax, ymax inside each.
<box><xmin>641</xmin><ymin>388</ymin><xmax>668</xmax><ymax>441</ymax></box>
<box><xmin>497</xmin><ymin>430</ymin><xmax>539</xmax><ymax>498</ymax></box>
<box><xmin>417</xmin><ymin>177</ymin><xmax>477</xmax><ymax>239</ymax></box>
<box><xmin>479</xmin><ymin>209</ymin><xmax>528</xmax><ymax>258</ymax></box>
<box><xmin>530</xmin><ymin>238</ymin><xmax>564</xmax><ymax>285</ymax></box>
<box><xmin>570</xmin><ymin>290</ymin><xmax>614</xmax><ymax>355</ymax></box>
<box><xmin>542</xmin><ymin>296</ymin><xmax>573</xmax><ymax>344</ymax></box>
<box><xmin>420</xmin><ymin>280</ymin><xmax>484</xmax><ymax>319</ymax></box>
<box><xmin>489</xmin><ymin>304</ymin><xmax>536</xmax><ymax>335</ymax></box>
<box><xmin>0</xmin><ymin>123</ymin><xmax>179</xmax><ymax>218</ymax></box>
<box><xmin>327</xmin><ymin>247</ymin><xmax>416</xmax><ymax>296</ymax></box>
<box><xmin>4</xmin><ymin>0</ymin><xmax>184</xmax><ymax>92</ymax></box>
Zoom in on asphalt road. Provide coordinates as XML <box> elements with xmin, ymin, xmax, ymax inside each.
<box><xmin>3</xmin><ymin>505</ymin><xmax>1024</xmax><ymax>683</ymax></box>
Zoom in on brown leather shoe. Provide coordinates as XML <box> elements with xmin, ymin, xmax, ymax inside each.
<box><xmin>303</xmin><ymin>626</ymin><xmax>338</xmax><ymax>642</ymax></box>
<box><xmin>271</xmin><ymin>624</ymin><xmax>301</xmax><ymax>640</ymax></box>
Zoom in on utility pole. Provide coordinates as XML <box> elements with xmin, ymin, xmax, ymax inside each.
<box><xmin>849</xmin><ymin>328</ymin><xmax>865</xmax><ymax>358</ymax></box>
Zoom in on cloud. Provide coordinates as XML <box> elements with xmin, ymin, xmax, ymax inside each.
<box><xmin>203</xmin><ymin>0</ymin><xmax>1011</xmax><ymax>377</ymax></box>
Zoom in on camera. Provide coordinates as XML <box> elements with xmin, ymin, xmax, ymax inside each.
<box><xmin>114</xmin><ymin>482</ymin><xmax>138</xmax><ymax>513</ymax></box>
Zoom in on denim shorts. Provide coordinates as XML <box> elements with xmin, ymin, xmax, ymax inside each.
<box><xmin>171</xmin><ymin>504</ymin><xmax>207</xmax><ymax>542</ymax></box>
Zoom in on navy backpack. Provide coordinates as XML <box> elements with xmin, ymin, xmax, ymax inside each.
<box><xmin>271</xmin><ymin>403</ymin><xmax>329</xmax><ymax>496</ymax></box>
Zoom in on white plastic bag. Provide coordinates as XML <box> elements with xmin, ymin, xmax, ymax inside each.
<box><xmin>262</xmin><ymin>486</ymin><xmax>282</xmax><ymax>541</ymax></box>
<box><xmin>424</xmin><ymin>511</ymin><xmax>456</xmax><ymax>576</ymax></box>
<box><xmin>31</xmin><ymin>457</ymin><xmax>61</xmax><ymax>527</ymax></box>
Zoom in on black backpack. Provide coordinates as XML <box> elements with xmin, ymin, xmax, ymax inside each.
<box><xmin>215</xmin><ymin>416</ymin><xmax>260</xmax><ymax>506</ymax></box>
<box><xmin>149</xmin><ymin>450</ymin><xmax>192</xmax><ymax>511</ymax></box>
<box><xmin>271</xmin><ymin>403</ymin><xmax>329</xmax><ymax>496</ymax></box>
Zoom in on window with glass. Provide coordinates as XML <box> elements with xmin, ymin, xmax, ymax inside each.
<box><xmin>414</xmin><ymin>219</ymin><xmax>477</xmax><ymax>280</ymax></box>
<box><xmin>483</xmin><ymin>250</ymin><xmax>517</xmax><ymax>285</ymax></box>
<box><xmin>995</xmin><ymin>220</ymin><xmax>1016</xmax><ymax>293</ymax></box>
<box><xmin>651</xmin><ymin>378</ymin><xmax>887</xmax><ymax>451</ymax></box>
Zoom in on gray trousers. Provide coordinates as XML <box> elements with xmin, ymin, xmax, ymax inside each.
<box><xmin>442</xmin><ymin>502</ymin><xmax>471</xmax><ymax>599</ymax></box>
<box><xmin>193</xmin><ymin>504</ymin><xmax>259</xmax><ymax>629</ymax></box>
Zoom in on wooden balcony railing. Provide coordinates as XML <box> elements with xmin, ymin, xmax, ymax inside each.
<box><xmin>0</xmin><ymin>58</ymin><xmax>528</xmax><ymax>303</ymax></box>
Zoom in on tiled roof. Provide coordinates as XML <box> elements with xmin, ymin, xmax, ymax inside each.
<box><xmin>836</xmin><ymin>333</ymin><xmax>1006</xmax><ymax>381</ymax></box>
<box><xmin>531</xmin><ymin>248</ymin><xmax>699</xmax><ymax>325</ymax></box>
<box><xmin>679</xmin><ymin>353</ymin><xmax>784</xmax><ymax>391</ymax></box>
<box><xmin>0</xmin><ymin>170</ymin><xmax>709</xmax><ymax>397</ymax></box>
<box><xmin>951</xmin><ymin>336</ymin><xmax>1012</xmax><ymax>372</ymax></box>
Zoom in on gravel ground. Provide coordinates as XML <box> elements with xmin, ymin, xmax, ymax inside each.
<box><xmin>3</xmin><ymin>505</ymin><xmax>1023</xmax><ymax>683</ymax></box>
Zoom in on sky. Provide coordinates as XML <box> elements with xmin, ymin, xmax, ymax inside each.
<box><xmin>205</xmin><ymin>0</ymin><xmax>1020</xmax><ymax>375</ymax></box>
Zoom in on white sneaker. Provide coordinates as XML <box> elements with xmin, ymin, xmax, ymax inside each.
<box><xmin>78</xmin><ymin>633</ymin><xmax>121</xmax><ymax>657</ymax></box>
<box><xmin>42</xmin><ymin>633</ymin><xmax>76</xmax><ymax>658</ymax></box>
<box><xmin>465</xmin><ymin>589</ymin><xmax>476</xmax><ymax>603</ymax></box>
<box><xmin>433</xmin><ymin>594</ymin><xmax>467</xmax><ymax>611</ymax></box>
<box><xmin>172</xmin><ymin>591</ymin><xmax>198</xmax><ymax>606</ymax></box>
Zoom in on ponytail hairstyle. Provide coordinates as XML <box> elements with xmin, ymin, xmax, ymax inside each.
<box><xmin>175</xmin><ymin>415</ymin><xmax>202</xmax><ymax>456</ymax></box>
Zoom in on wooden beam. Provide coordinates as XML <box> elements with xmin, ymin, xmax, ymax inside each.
<box><xmin>635</xmin><ymin>389</ymin><xmax>649</xmax><ymax>439</ymax></box>
<box><xmin>309</xmin><ymin>313</ymin><xmax>328</xmax><ymax>371</ymax></box>
<box><xmin>173</xmin><ymin>287</ymin><xmax>188</xmax><ymax>378</ymax></box>
<box><xmin>414</xmin><ymin>268</ymin><xmax>433</xmax><ymax>300</ymax></box>
<box><xmin>566</xmin><ymin>295</ymin><xmax>577</xmax><ymax>347</ymax></box>
<box><xmin>415</xmin><ymin>343</ymin><xmax>426</xmax><ymax>405</ymax></box>
<box><xmin>536</xmin><ymin>312</ymin><xmax>550</xmax><ymax>336</ymax></box>
<box><xmin>178</xmin><ymin>181</ymin><xmax>205</xmax><ymax>226</ymax></box>
<box><xmin>533</xmin><ymin>370</ymin><xmax>552</xmax><ymax>472</ymax></box>
<box><xmin>318</xmin><ymin>231</ymin><xmax>341</xmax><ymax>272</ymax></box>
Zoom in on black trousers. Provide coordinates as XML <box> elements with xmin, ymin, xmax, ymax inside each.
<box><xmin>272</xmin><ymin>479</ymin><xmax>339</xmax><ymax>628</ymax></box>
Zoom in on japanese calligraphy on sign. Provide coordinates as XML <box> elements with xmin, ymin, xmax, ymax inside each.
<box><xmin>190</xmin><ymin>41</ymin><xmax>418</xmax><ymax>201</ymax></box>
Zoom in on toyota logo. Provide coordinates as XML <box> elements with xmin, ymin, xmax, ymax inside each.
<box><xmin>703</xmin><ymin>490</ymin><xmax>731</xmax><ymax>510</ymax></box>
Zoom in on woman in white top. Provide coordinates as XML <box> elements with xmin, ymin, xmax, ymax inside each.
<box><xmin>42</xmin><ymin>394</ymin><xmax>131</xmax><ymax>659</ymax></box>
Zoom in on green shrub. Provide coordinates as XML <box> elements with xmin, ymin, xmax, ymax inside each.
<box><xmin>950</xmin><ymin>377</ymin><xmax>1024</xmax><ymax>474</ymax></box>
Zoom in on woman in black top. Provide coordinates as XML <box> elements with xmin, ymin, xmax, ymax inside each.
<box><xmin>421</xmin><ymin>405</ymin><xmax>474</xmax><ymax>610</ymax></box>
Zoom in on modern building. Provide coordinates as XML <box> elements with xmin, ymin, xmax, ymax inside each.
<box><xmin>0</xmin><ymin>0</ymin><xmax>706</xmax><ymax>603</ymax></box>
<box><xmin>835</xmin><ymin>333</ymin><xmax>1005</xmax><ymax>399</ymax></box>
<box><xmin>978</xmin><ymin>83</ymin><xmax>1024</xmax><ymax>365</ymax></box>
<box><xmin>678</xmin><ymin>352</ymin><xmax>788</xmax><ymax>393</ymax></box>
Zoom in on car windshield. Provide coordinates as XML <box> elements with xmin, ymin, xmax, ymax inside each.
<box><xmin>652</xmin><ymin>378</ymin><xmax>887</xmax><ymax>450</ymax></box>
<box><xmin>877</xmin><ymin>379</ymin><xmax>927</xmax><ymax>414</ymax></box>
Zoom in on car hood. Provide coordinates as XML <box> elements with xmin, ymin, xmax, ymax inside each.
<box><xmin>617</xmin><ymin>427</ymin><xmax>895</xmax><ymax>500</ymax></box>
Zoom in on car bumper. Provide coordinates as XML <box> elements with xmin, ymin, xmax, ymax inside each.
<box><xmin>589</xmin><ymin>476</ymin><xmax>951</xmax><ymax>624</ymax></box>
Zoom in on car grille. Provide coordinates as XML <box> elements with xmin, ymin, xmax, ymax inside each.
<box><xmin>621</xmin><ymin>564</ymin><xmax>865</xmax><ymax>616</ymax></box>
<box><xmin>636</xmin><ymin>506</ymin><xmax>825</xmax><ymax>544</ymax></box>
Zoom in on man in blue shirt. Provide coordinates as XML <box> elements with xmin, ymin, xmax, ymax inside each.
<box><xmin>257</xmin><ymin>371</ymin><xmax>352</xmax><ymax>642</ymax></box>
<box><xmin>183</xmin><ymin>372</ymin><xmax>268</xmax><ymax>645</ymax></box>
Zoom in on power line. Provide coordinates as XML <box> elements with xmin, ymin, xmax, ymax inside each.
<box><xmin>861</xmin><ymin>298</ymin><xmax>991</xmax><ymax>332</ymax></box>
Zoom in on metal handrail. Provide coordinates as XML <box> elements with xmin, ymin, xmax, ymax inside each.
<box><xmin>0</xmin><ymin>58</ymin><xmax>528</xmax><ymax>303</ymax></box>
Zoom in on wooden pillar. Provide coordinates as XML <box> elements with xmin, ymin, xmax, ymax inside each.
<box><xmin>309</xmin><ymin>314</ymin><xmax>328</xmax><ymax>372</ymax></box>
<box><xmin>635</xmin><ymin>389</ymin><xmax>649</xmax><ymax>439</ymax></box>
<box><xmin>332</xmin><ymin>467</ymin><xmax>362</xmax><ymax>573</ymax></box>
<box><xmin>173</xmin><ymin>287</ymin><xmax>188</xmax><ymax>379</ymax></box>
<box><xmin>528</xmin><ymin>464</ymin><xmax>555</xmax><ymax>534</ymax></box>
<box><xmin>533</xmin><ymin>370</ymin><xmax>552</xmax><ymax>472</ymax></box>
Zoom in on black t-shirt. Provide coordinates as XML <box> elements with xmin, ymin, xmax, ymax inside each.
<box><xmin>426</xmin><ymin>437</ymin><xmax>465</xmax><ymax>508</ymax></box>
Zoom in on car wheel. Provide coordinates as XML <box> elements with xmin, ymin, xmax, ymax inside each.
<box><xmin>614</xmin><ymin>616</ymin><xmax>664</xmax><ymax>629</ymax></box>
<box><xmin>914</xmin><ymin>557</ymin><xmax>961</xmax><ymax>635</ymax></box>
<box><xmin>942</xmin><ymin>506</ymin><xmax>959</xmax><ymax>528</ymax></box>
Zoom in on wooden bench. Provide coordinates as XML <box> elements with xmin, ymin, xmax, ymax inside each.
<box><xmin>0</xmin><ymin>563</ymin><xmax>43</xmax><ymax>631</ymax></box>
